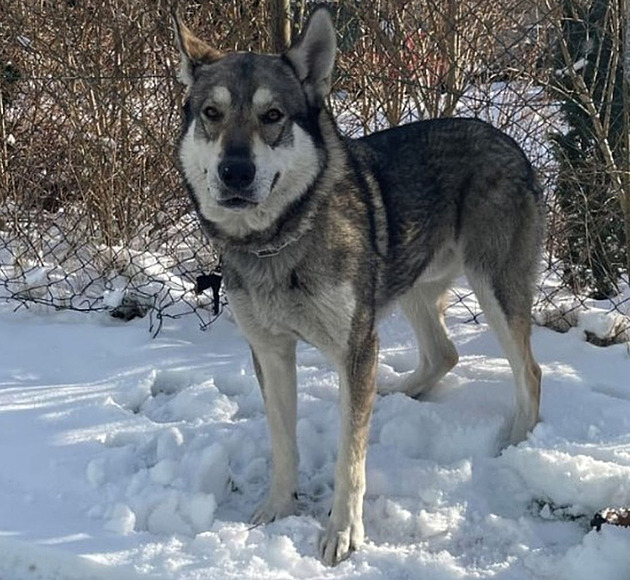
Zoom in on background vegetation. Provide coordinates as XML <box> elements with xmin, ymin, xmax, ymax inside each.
<box><xmin>0</xmin><ymin>0</ymin><xmax>628</xmax><ymax>337</ymax></box>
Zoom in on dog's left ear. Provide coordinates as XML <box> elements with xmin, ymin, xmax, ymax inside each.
<box><xmin>171</xmin><ymin>9</ymin><xmax>223</xmax><ymax>87</ymax></box>
<box><xmin>285</xmin><ymin>8</ymin><xmax>336</xmax><ymax>106</ymax></box>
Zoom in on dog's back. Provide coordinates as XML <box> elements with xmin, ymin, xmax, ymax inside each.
<box><xmin>350</xmin><ymin>118</ymin><xmax>545</xmax><ymax>307</ymax></box>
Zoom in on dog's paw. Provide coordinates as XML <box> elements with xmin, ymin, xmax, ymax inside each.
<box><xmin>251</xmin><ymin>492</ymin><xmax>297</xmax><ymax>525</ymax></box>
<box><xmin>318</xmin><ymin>517</ymin><xmax>364</xmax><ymax>566</ymax></box>
<box><xmin>398</xmin><ymin>370</ymin><xmax>432</xmax><ymax>398</ymax></box>
<box><xmin>506</xmin><ymin>409</ymin><xmax>537</xmax><ymax>447</ymax></box>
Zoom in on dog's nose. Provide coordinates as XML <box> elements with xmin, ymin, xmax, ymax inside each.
<box><xmin>218</xmin><ymin>158</ymin><xmax>256</xmax><ymax>190</ymax></box>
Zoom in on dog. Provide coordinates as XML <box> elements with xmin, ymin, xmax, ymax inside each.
<box><xmin>172</xmin><ymin>7</ymin><xmax>544</xmax><ymax>565</ymax></box>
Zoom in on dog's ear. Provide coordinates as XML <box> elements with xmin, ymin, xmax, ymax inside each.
<box><xmin>285</xmin><ymin>8</ymin><xmax>336</xmax><ymax>106</ymax></box>
<box><xmin>171</xmin><ymin>9</ymin><xmax>222</xmax><ymax>87</ymax></box>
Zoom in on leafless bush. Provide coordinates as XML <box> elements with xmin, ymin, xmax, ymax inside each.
<box><xmin>332</xmin><ymin>1</ymin><xmax>552</xmax><ymax>123</ymax></box>
<box><xmin>0</xmin><ymin>0</ymin><xmax>628</xmax><ymax>341</ymax></box>
<box><xmin>545</xmin><ymin>0</ymin><xmax>630</xmax><ymax>299</ymax></box>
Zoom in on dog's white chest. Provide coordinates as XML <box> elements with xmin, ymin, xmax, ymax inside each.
<box><xmin>229</xmin><ymin>280</ymin><xmax>356</xmax><ymax>353</ymax></box>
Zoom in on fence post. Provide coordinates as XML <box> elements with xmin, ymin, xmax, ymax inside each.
<box><xmin>270</xmin><ymin>0</ymin><xmax>291</xmax><ymax>53</ymax></box>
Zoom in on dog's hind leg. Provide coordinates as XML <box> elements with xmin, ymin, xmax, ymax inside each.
<box><xmin>249</xmin><ymin>335</ymin><xmax>300</xmax><ymax>524</ymax></box>
<box><xmin>466</xmin><ymin>268</ymin><xmax>541</xmax><ymax>446</ymax></box>
<box><xmin>397</xmin><ymin>280</ymin><xmax>459</xmax><ymax>398</ymax></box>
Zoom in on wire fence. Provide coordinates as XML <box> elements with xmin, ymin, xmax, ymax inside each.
<box><xmin>1</xmin><ymin>0</ymin><xmax>629</xmax><ymax>343</ymax></box>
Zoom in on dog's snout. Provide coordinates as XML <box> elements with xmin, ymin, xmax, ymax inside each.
<box><xmin>218</xmin><ymin>158</ymin><xmax>256</xmax><ymax>190</ymax></box>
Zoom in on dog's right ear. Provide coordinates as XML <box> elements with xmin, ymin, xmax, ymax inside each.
<box><xmin>285</xmin><ymin>8</ymin><xmax>336</xmax><ymax>106</ymax></box>
<box><xmin>171</xmin><ymin>8</ymin><xmax>222</xmax><ymax>86</ymax></box>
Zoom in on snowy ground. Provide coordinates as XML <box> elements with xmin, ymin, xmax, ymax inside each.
<box><xmin>0</xmin><ymin>287</ymin><xmax>629</xmax><ymax>580</ymax></box>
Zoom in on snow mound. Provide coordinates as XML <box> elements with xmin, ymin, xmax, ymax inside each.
<box><xmin>0</xmin><ymin>302</ymin><xmax>629</xmax><ymax>578</ymax></box>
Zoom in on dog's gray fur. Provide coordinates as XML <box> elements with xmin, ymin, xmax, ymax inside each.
<box><xmin>173</xmin><ymin>8</ymin><xmax>544</xmax><ymax>566</ymax></box>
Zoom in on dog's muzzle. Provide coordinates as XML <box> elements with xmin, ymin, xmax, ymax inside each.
<box><xmin>217</xmin><ymin>157</ymin><xmax>258</xmax><ymax>209</ymax></box>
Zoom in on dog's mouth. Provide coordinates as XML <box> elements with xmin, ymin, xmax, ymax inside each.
<box><xmin>217</xmin><ymin>195</ymin><xmax>259</xmax><ymax>210</ymax></box>
<box><xmin>216</xmin><ymin>173</ymin><xmax>280</xmax><ymax>211</ymax></box>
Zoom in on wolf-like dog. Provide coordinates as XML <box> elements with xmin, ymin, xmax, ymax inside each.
<box><xmin>173</xmin><ymin>8</ymin><xmax>544</xmax><ymax>566</ymax></box>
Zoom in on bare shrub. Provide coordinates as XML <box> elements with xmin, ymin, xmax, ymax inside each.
<box><xmin>0</xmin><ymin>0</ymin><xmax>627</xmax><ymax>339</ymax></box>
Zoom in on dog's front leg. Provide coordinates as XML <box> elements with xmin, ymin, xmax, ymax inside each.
<box><xmin>320</xmin><ymin>329</ymin><xmax>378</xmax><ymax>565</ymax></box>
<box><xmin>250</xmin><ymin>336</ymin><xmax>299</xmax><ymax>524</ymax></box>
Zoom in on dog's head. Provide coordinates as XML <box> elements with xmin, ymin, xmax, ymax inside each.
<box><xmin>173</xmin><ymin>8</ymin><xmax>337</xmax><ymax>237</ymax></box>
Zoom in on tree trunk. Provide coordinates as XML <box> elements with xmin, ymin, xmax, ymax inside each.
<box><xmin>270</xmin><ymin>0</ymin><xmax>291</xmax><ymax>53</ymax></box>
<box><xmin>620</xmin><ymin>0</ymin><xmax>630</xmax><ymax>277</ymax></box>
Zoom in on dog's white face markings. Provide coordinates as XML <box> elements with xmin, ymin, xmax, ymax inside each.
<box><xmin>179</xmin><ymin>118</ymin><xmax>224</xmax><ymax>222</ymax></box>
<box><xmin>248</xmin><ymin>124</ymin><xmax>322</xmax><ymax>221</ymax></box>
<box><xmin>250</xmin><ymin>86</ymin><xmax>323</xmax><ymax>226</ymax></box>
<box><xmin>181</xmin><ymin>93</ymin><xmax>323</xmax><ymax>238</ymax></box>
<box><xmin>180</xmin><ymin>85</ymin><xmax>233</xmax><ymax>219</ymax></box>
<box><xmin>211</xmin><ymin>85</ymin><xmax>231</xmax><ymax>107</ymax></box>
<box><xmin>252</xmin><ymin>87</ymin><xmax>273</xmax><ymax>108</ymax></box>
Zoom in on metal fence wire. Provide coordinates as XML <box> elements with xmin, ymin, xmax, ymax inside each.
<box><xmin>1</xmin><ymin>0</ymin><xmax>629</xmax><ymax>342</ymax></box>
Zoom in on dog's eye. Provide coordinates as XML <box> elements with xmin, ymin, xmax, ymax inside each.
<box><xmin>261</xmin><ymin>108</ymin><xmax>284</xmax><ymax>124</ymax></box>
<box><xmin>203</xmin><ymin>106</ymin><xmax>223</xmax><ymax>122</ymax></box>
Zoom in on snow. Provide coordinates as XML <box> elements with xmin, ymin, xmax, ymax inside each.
<box><xmin>0</xmin><ymin>285</ymin><xmax>629</xmax><ymax>580</ymax></box>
